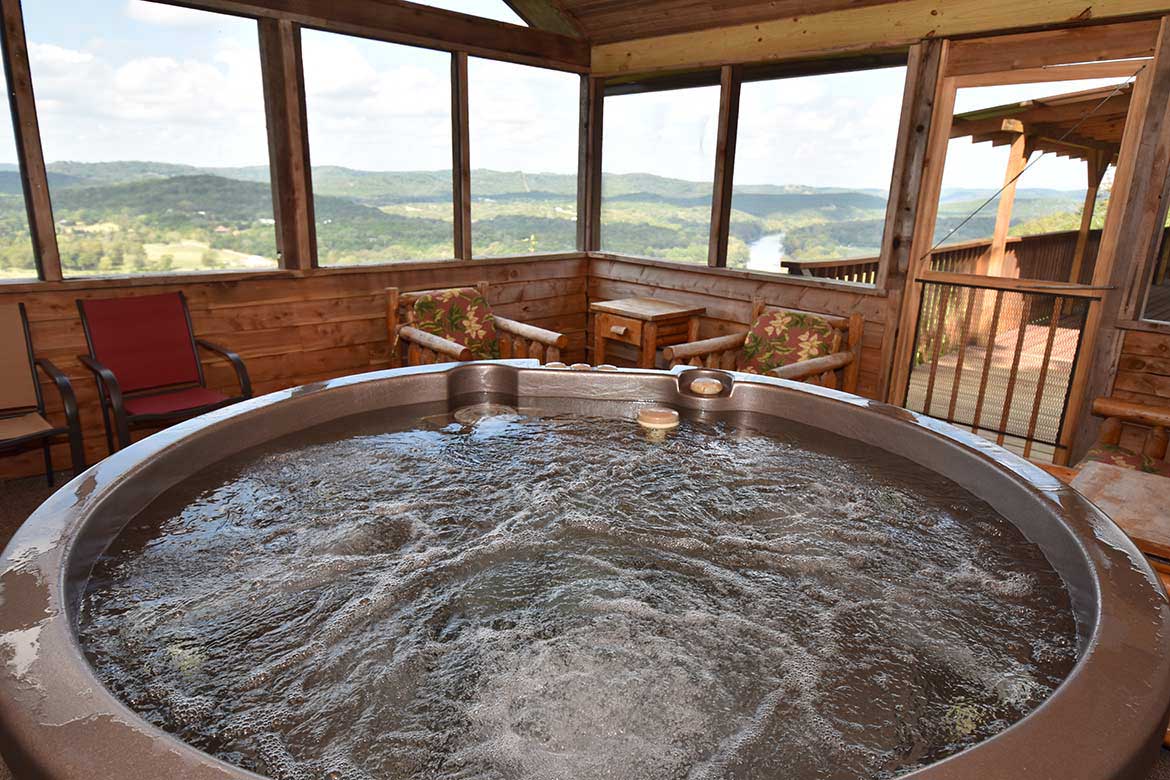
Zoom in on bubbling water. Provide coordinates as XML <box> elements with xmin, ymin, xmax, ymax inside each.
<box><xmin>79</xmin><ymin>409</ymin><xmax>1078</xmax><ymax>780</ymax></box>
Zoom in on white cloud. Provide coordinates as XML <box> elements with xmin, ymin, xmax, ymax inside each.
<box><xmin>123</xmin><ymin>1</ymin><xmax>220</xmax><ymax>27</ymax></box>
<box><xmin>27</xmin><ymin>35</ymin><xmax>269</xmax><ymax>167</ymax></box>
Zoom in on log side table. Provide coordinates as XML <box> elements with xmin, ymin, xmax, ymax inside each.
<box><xmin>590</xmin><ymin>297</ymin><xmax>705</xmax><ymax>369</ymax></box>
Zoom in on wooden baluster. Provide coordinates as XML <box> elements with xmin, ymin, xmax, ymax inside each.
<box><xmin>705</xmin><ymin>353</ymin><xmax>718</xmax><ymax>368</ymax></box>
<box><xmin>690</xmin><ymin>358</ymin><xmax>703</xmax><ymax>368</ymax></box>
<box><xmin>720</xmin><ymin>350</ymin><xmax>736</xmax><ymax>371</ymax></box>
<box><xmin>499</xmin><ymin>335</ymin><xmax>512</xmax><ymax>359</ymax></box>
<box><xmin>922</xmin><ymin>286</ymin><xmax>951</xmax><ymax>418</ymax></box>
<box><xmin>548</xmin><ymin>346</ymin><xmax>561</xmax><ymax>364</ymax></box>
<box><xmin>421</xmin><ymin>347</ymin><xmax>435</xmax><ymax>364</ymax></box>
<box><xmin>1021</xmin><ymin>296</ymin><xmax>1064</xmax><ymax>461</ymax></box>
<box><xmin>528</xmin><ymin>340</ymin><xmax>542</xmax><ymax>361</ymax></box>
<box><xmin>996</xmin><ymin>293</ymin><xmax>1031</xmax><ymax>447</ymax></box>
<box><xmin>946</xmin><ymin>287</ymin><xmax>977</xmax><ymax>424</ymax></box>
<box><xmin>822</xmin><ymin>370</ymin><xmax>837</xmax><ymax>389</ymax></box>
<box><xmin>408</xmin><ymin>342</ymin><xmax>422</xmax><ymax>366</ymax></box>
<box><xmin>970</xmin><ymin>290</ymin><xmax>1004</xmax><ymax>435</ymax></box>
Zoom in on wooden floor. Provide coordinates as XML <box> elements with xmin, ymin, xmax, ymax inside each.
<box><xmin>905</xmin><ymin>323</ymin><xmax>1081</xmax><ymax>462</ymax></box>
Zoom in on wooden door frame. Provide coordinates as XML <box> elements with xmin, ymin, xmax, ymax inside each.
<box><xmin>889</xmin><ymin>21</ymin><xmax>1155</xmax><ymax>406</ymax></box>
<box><xmin>887</xmin><ymin>21</ymin><xmax>1163</xmax><ymax>466</ymax></box>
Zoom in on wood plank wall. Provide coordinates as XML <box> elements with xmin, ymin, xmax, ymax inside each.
<box><xmin>0</xmin><ymin>255</ymin><xmax>587</xmax><ymax>479</ymax></box>
<box><xmin>587</xmin><ymin>255</ymin><xmax>889</xmax><ymax>398</ymax></box>
<box><xmin>1112</xmin><ymin>326</ymin><xmax>1170</xmax><ymax>408</ymax></box>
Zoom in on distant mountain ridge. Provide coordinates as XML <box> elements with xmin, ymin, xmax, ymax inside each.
<box><xmin>0</xmin><ymin>160</ymin><xmax>1091</xmax><ymax>206</ymax></box>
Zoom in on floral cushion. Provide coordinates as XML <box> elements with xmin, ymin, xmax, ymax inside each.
<box><xmin>1079</xmin><ymin>443</ymin><xmax>1170</xmax><ymax>478</ymax></box>
<box><xmin>410</xmin><ymin>287</ymin><xmax>499</xmax><ymax>360</ymax></box>
<box><xmin>739</xmin><ymin>308</ymin><xmax>835</xmax><ymax>374</ymax></box>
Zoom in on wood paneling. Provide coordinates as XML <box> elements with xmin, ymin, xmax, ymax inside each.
<box><xmin>588</xmin><ymin>255</ymin><xmax>889</xmax><ymax>398</ymax></box>
<box><xmin>0</xmin><ymin>256</ymin><xmax>589</xmax><ymax>479</ymax></box>
<box><xmin>563</xmin><ymin>0</ymin><xmax>900</xmax><ymax>45</ymax></box>
<box><xmin>1112</xmin><ymin>328</ymin><xmax>1170</xmax><ymax>409</ymax></box>
<box><xmin>590</xmin><ymin>1</ymin><xmax>1170</xmax><ymax>77</ymax></box>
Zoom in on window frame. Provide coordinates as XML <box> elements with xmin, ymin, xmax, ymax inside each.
<box><xmin>594</xmin><ymin>53</ymin><xmax>911</xmax><ymax>288</ymax></box>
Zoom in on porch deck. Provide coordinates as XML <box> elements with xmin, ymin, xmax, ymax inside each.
<box><xmin>905</xmin><ymin>322</ymin><xmax>1082</xmax><ymax>462</ymax></box>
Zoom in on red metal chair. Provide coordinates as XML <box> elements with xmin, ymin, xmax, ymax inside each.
<box><xmin>77</xmin><ymin>292</ymin><xmax>252</xmax><ymax>454</ymax></box>
<box><xmin>0</xmin><ymin>302</ymin><xmax>85</xmax><ymax>485</ymax></box>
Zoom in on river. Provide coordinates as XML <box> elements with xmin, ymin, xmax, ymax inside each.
<box><xmin>747</xmin><ymin>233</ymin><xmax>785</xmax><ymax>273</ymax></box>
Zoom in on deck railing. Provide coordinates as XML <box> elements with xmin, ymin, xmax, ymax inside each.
<box><xmin>905</xmin><ymin>274</ymin><xmax>1100</xmax><ymax>462</ymax></box>
<box><xmin>780</xmin><ymin>229</ymin><xmax>1110</xmax><ymax>285</ymax></box>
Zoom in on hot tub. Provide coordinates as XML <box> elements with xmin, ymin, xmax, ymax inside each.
<box><xmin>0</xmin><ymin>360</ymin><xmax>1167</xmax><ymax>780</ymax></box>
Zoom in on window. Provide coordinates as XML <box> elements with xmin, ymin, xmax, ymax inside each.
<box><xmin>468</xmin><ymin>58</ymin><xmax>578</xmax><ymax>257</ymax></box>
<box><xmin>0</xmin><ymin>108</ymin><xmax>34</xmax><ymax>281</ymax></box>
<box><xmin>600</xmin><ymin>85</ymin><xmax>720</xmax><ymax>264</ymax></box>
<box><xmin>932</xmin><ymin>78</ymin><xmax>1132</xmax><ymax>281</ymax></box>
<box><xmin>302</xmin><ymin>32</ymin><xmax>454</xmax><ymax>265</ymax></box>
<box><xmin>1140</xmin><ymin>186</ymin><xmax>1170</xmax><ymax>323</ymax></box>
<box><xmin>411</xmin><ymin>0</ymin><xmax>526</xmax><ymax>25</ymax></box>
<box><xmin>730</xmin><ymin>66</ymin><xmax>907</xmax><ymax>282</ymax></box>
<box><xmin>23</xmin><ymin>0</ymin><xmax>277</xmax><ymax>277</ymax></box>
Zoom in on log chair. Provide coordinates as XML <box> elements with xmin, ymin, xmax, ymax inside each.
<box><xmin>385</xmin><ymin>281</ymin><xmax>567</xmax><ymax>367</ymax></box>
<box><xmin>663</xmin><ymin>299</ymin><xmax>864</xmax><ymax>393</ymax></box>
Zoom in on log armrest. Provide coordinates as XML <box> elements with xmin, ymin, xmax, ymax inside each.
<box><xmin>398</xmin><ymin>326</ymin><xmax>473</xmax><ymax>361</ymax></box>
<box><xmin>769</xmin><ymin>351</ymin><xmax>854</xmax><ymax>381</ymax></box>
<box><xmin>493</xmin><ymin>316</ymin><xmax>568</xmax><ymax>349</ymax></box>
<box><xmin>1091</xmin><ymin>397</ymin><xmax>1170</xmax><ymax>461</ymax></box>
<box><xmin>662</xmin><ymin>332</ymin><xmax>748</xmax><ymax>364</ymax></box>
<box><xmin>196</xmin><ymin>339</ymin><xmax>253</xmax><ymax>399</ymax></box>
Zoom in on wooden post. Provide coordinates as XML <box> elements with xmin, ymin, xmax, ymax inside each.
<box><xmin>1069</xmin><ymin>150</ymin><xmax>1110</xmax><ymax>284</ymax></box>
<box><xmin>878</xmin><ymin>40</ymin><xmax>945</xmax><ymax>401</ymax></box>
<box><xmin>888</xmin><ymin>42</ymin><xmax>956</xmax><ymax>406</ymax></box>
<box><xmin>1066</xmin><ymin>17</ymin><xmax>1170</xmax><ymax>463</ymax></box>
<box><xmin>980</xmin><ymin>129</ymin><xmax>1031</xmax><ymax>278</ymax></box>
<box><xmin>259</xmin><ymin>18</ymin><xmax>317</xmax><ymax>270</ymax></box>
<box><xmin>708</xmin><ymin>64</ymin><xmax>742</xmax><ymax>268</ymax></box>
<box><xmin>452</xmin><ymin>51</ymin><xmax>472</xmax><ymax>261</ymax></box>
<box><xmin>577</xmin><ymin>75</ymin><xmax>603</xmax><ymax>253</ymax></box>
<box><xmin>0</xmin><ymin>0</ymin><xmax>59</xmax><ymax>281</ymax></box>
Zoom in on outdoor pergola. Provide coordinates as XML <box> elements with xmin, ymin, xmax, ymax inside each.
<box><xmin>949</xmin><ymin>83</ymin><xmax>1132</xmax><ymax>282</ymax></box>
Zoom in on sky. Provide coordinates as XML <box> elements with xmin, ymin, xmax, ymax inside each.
<box><xmin>0</xmin><ymin>1</ymin><xmax>1144</xmax><ymax>193</ymax></box>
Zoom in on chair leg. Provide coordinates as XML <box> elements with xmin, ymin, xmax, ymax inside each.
<box><xmin>42</xmin><ymin>440</ymin><xmax>54</xmax><ymax>488</ymax></box>
<box><xmin>99</xmin><ymin>397</ymin><xmax>115</xmax><ymax>456</ymax></box>
<box><xmin>67</xmin><ymin>424</ymin><xmax>86</xmax><ymax>477</ymax></box>
<box><xmin>113</xmin><ymin>409</ymin><xmax>132</xmax><ymax>452</ymax></box>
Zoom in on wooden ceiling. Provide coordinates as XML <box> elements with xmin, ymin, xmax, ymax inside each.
<box><xmin>950</xmin><ymin>83</ymin><xmax>1134</xmax><ymax>164</ymax></box>
<box><xmin>530</xmin><ymin>0</ymin><xmax>902</xmax><ymax>44</ymax></box>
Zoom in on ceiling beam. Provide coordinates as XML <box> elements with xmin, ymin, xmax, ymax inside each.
<box><xmin>591</xmin><ymin>0</ymin><xmax>1170</xmax><ymax>78</ymax></box>
<box><xmin>148</xmin><ymin>0</ymin><xmax>590</xmax><ymax>72</ymax></box>
<box><xmin>502</xmin><ymin>0</ymin><xmax>586</xmax><ymax>39</ymax></box>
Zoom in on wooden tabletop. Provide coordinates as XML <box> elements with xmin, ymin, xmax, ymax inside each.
<box><xmin>589</xmin><ymin>296</ymin><xmax>706</xmax><ymax>321</ymax></box>
<box><xmin>1072</xmin><ymin>462</ymin><xmax>1170</xmax><ymax>560</ymax></box>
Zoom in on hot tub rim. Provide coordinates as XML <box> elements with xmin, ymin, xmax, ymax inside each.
<box><xmin>0</xmin><ymin>360</ymin><xmax>1165</xmax><ymax>780</ymax></box>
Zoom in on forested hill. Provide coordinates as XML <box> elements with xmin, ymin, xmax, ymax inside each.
<box><xmin>0</xmin><ymin>160</ymin><xmax>1096</xmax><ymax>276</ymax></box>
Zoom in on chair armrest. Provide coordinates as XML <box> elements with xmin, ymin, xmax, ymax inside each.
<box><xmin>35</xmin><ymin>358</ymin><xmax>80</xmax><ymax>427</ymax></box>
<box><xmin>769</xmin><ymin>351</ymin><xmax>854</xmax><ymax>381</ymax></box>
<box><xmin>662</xmin><ymin>332</ymin><xmax>746</xmax><ymax>363</ymax></box>
<box><xmin>1092</xmin><ymin>397</ymin><xmax>1170</xmax><ymax>429</ymax></box>
<box><xmin>78</xmin><ymin>354</ymin><xmax>125</xmax><ymax>412</ymax></box>
<box><xmin>399</xmin><ymin>326</ymin><xmax>473</xmax><ymax>361</ymax></box>
<box><xmin>493</xmin><ymin>316</ymin><xmax>568</xmax><ymax>349</ymax></box>
<box><xmin>196</xmin><ymin>339</ymin><xmax>253</xmax><ymax>399</ymax></box>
